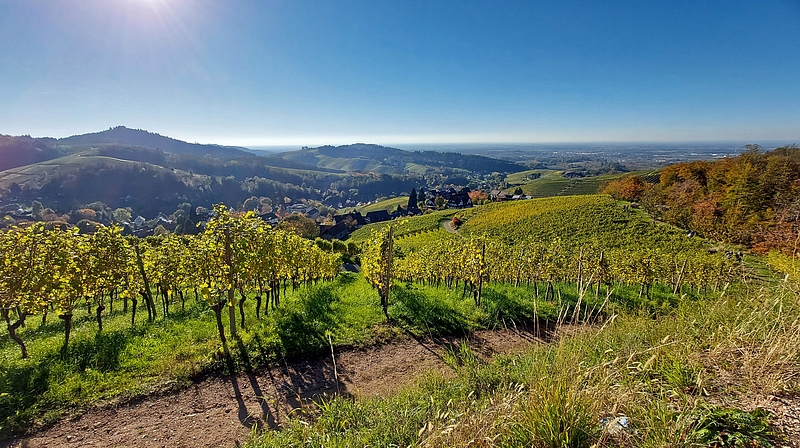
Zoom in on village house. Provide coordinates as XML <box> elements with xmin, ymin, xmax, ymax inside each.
<box><xmin>366</xmin><ymin>210</ymin><xmax>391</xmax><ymax>223</ymax></box>
<box><xmin>319</xmin><ymin>221</ymin><xmax>349</xmax><ymax>240</ymax></box>
<box><xmin>333</xmin><ymin>211</ymin><xmax>366</xmax><ymax>227</ymax></box>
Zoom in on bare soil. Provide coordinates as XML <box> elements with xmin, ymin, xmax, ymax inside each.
<box><xmin>1</xmin><ymin>328</ymin><xmax>542</xmax><ymax>448</ymax></box>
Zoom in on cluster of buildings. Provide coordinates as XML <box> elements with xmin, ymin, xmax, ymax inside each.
<box><xmin>489</xmin><ymin>190</ymin><xmax>534</xmax><ymax>201</ymax></box>
<box><xmin>318</xmin><ymin>187</ymin><xmax>477</xmax><ymax>240</ymax></box>
<box><xmin>419</xmin><ymin>187</ymin><xmax>473</xmax><ymax>209</ymax></box>
<box><xmin>0</xmin><ymin>201</ymin><xmax>34</xmax><ymax>220</ymax></box>
<box><xmin>319</xmin><ymin>209</ymin><xmax>398</xmax><ymax>240</ymax></box>
<box><xmin>282</xmin><ymin>185</ymin><xmax>536</xmax><ymax>241</ymax></box>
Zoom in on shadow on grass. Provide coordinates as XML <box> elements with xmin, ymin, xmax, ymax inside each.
<box><xmin>0</xmin><ymin>360</ymin><xmax>51</xmax><ymax>436</ymax></box>
<box><xmin>0</xmin><ymin>320</ymin><xmax>165</xmax><ymax>437</ymax></box>
<box><xmin>275</xmin><ymin>284</ymin><xmax>340</xmax><ymax>358</ymax></box>
<box><xmin>605</xmin><ymin>283</ymin><xmax>697</xmax><ymax>315</ymax></box>
<box><xmin>389</xmin><ymin>286</ymin><xmax>471</xmax><ymax>337</ymax></box>
<box><xmin>335</xmin><ymin>272</ymin><xmax>358</xmax><ymax>286</ymax></box>
<box><xmin>481</xmin><ymin>288</ymin><xmax>552</xmax><ymax>328</ymax></box>
<box><xmin>1</xmin><ymin>301</ymin><xmax>209</xmax><ymax>353</ymax></box>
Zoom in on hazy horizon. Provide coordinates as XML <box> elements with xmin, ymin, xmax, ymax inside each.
<box><xmin>14</xmin><ymin>126</ymin><xmax>796</xmax><ymax>153</ymax></box>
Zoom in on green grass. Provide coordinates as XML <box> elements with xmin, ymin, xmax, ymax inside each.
<box><xmin>0</xmin><ymin>274</ymin><xmax>384</xmax><ymax>435</ymax></box>
<box><xmin>504</xmin><ymin>169</ymin><xmax>559</xmax><ymax>185</ymax></box>
<box><xmin>356</xmin><ymin>196</ymin><xmax>409</xmax><ymax>214</ymax></box>
<box><xmin>247</xmin><ymin>274</ymin><xmax>797</xmax><ymax>448</ymax></box>
<box><xmin>1</xmin><ymin>270</ymin><xmax>630</xmax><ymax>436</ymax></box>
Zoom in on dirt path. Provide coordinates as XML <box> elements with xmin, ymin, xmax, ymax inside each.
<box><xmin>2</xmin><ymin>329</ymin><xmax>542</xmax><ymax>448</ymax></box>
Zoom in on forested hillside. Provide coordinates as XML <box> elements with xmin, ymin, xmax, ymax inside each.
<box><xmin>0</xmin><ymin>135</ymin><xmax>61</xmax><ymax>172</ymax></box>
<box><xmin>603</xmin><ymin>145</ymin><xmax>800</xmax><ymax>254</ymax></box>
<box><xmin>55</xmin><ymin>126</ymin><xmax>252</xmax><ymax>159</ymax></box>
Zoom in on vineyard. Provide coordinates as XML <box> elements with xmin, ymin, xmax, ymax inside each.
<box><xmin>504</xmin><ymin>169</ymin><xmax>661</xmax><ymax>198</ymax></box>
<box><xmin>0</xmin><ymin>195</ymin><xmax>782</xmax><ymax>447</ymax></box>
<box><xmin>347</xmin><ymin>208</ymin><xmax>462</xmax><ymax>243</ymax></box>
<box><xmin>0</xmin><ymin>205</ymin><xmax>348</xmax><ymax>434</ymax></box>
<box><xmin>0</xmin><ymin>205</ymin><xmax>340</xmax><ymax>359</ymax></box>
<box><xmin>245</xmin><ymin>195</ymin><xmax>799</xmax><ymax>447</ymax></box>
<box><xmin>363</xmin><ymin>195</ymin><xmax>740</xmax><ymax>316</ymax></box>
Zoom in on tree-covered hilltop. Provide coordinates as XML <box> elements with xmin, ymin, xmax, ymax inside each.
<box><xmin>55</xmin><ymin>126</ymin><xmax>253</xmax><ymax>159</ymax></box>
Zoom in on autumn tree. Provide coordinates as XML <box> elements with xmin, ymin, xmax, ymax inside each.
<box><xmin>279</xmin><ymin>213</ymin><xmax>319</xmax><ymax>239</ymax></box>
<box><xmin>601</xmin><ymin>175</ymin><xmax>649</xmax><ymax>202</ymax></box>
<box><xmin>643</xmin><ymin>145</ymin><xmax>800</xmax><ymax>253</ymax></box>
<box><xmin>468</xmin><ymin>190</ymin><xmax>489</xmax><ymax>204</ymax></box>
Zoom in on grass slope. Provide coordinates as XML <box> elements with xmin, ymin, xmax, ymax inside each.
<box><xmin>356</xmin><ymin>196</ymin><xmax>409</xmax><ymax>214</ymax></box>
<box><xmin>353</xmin><ymin>194</ymin><xmax>705</xmax><ymax>255</ymax></box>
<box><xmin>457</xmin><ymin>194</ymin><xmax>703</xmax><ymax>251</ymax></box>
<box><xmin>0</xmin><ymin>154</ymin><xmax>144</xmax><ymax>189</ymax></box>
<box><xmin>348</xmin><ymin>208</ymin><xmax>462</xmax><ymax>243</ymax></box>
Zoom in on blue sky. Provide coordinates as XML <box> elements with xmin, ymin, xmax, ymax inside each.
<box><xmin>1</xmin><ymin>0</ymin><xmax>799</xmax><ymax>146</ymax></box>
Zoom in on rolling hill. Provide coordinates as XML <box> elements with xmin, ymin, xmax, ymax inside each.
<box><xmin>279</xmin><ymin>143</ymin><xmax>527</xmax><ymax>175</ymax></box>
<box><xmin>0</xmin><ymin>127</ymin><xmax>536</xmax><ymax>218</ymax></box>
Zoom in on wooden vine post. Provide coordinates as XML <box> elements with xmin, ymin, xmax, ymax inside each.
<box><xmin>224</xmin><ymin>226</ymin><xmax>237</xmax><ymax>338</ymax></box>
<box><xmin>380</xmin><ymin>225</ymin><xmax>394</xmax><ymax>320</ymax></box>
<box><xmin>133</xmin><ymin>244</ymin><xmax>156</xmax><ymax>322</ymax></box>
<box><xmin>475</xmin><ymin>241</ymin><xmax>485</xmax><ymax>307</ymax></box>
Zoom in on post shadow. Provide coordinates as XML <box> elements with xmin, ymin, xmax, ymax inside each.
<box><xmin>234</xmin><ymin>336</ymin><xmax>278</xmax><ymax>429</ymax></box>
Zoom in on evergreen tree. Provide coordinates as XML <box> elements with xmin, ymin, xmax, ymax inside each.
<box><xmin>407</xmin><ymin>188</ymin><xmax>418</xmax><ymax>211</ymax></box>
